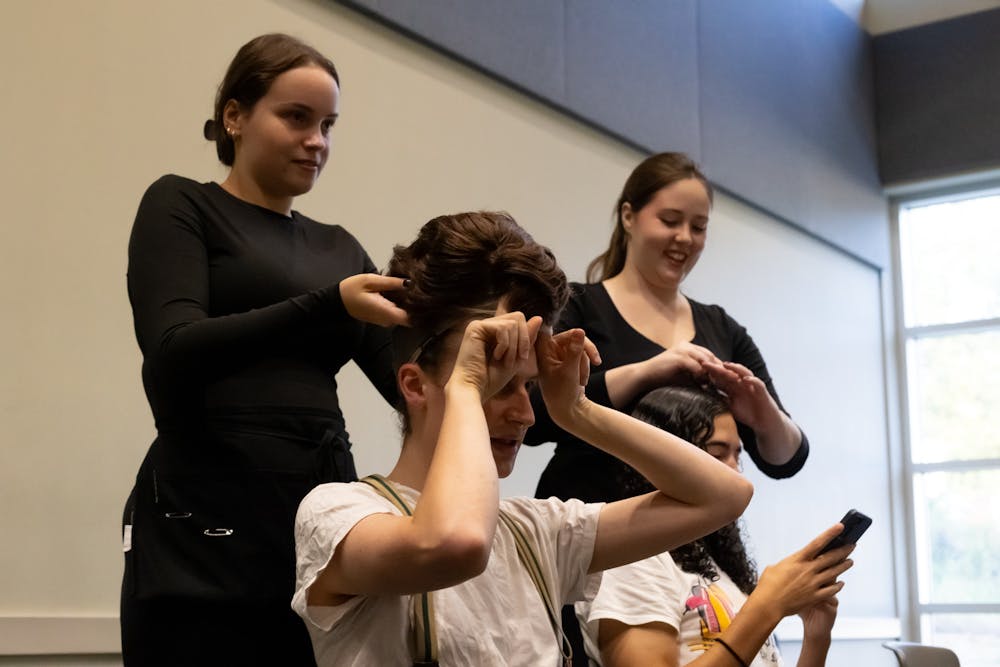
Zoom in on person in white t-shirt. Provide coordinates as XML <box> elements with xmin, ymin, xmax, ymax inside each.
<box><xmin>291</xmin><ymin>211</ymin><xmax>755</xmax><ymax>666</ymax></box>
<box><xmin>577</xmin><ymin>386</ymin><xmax>854</xmax><ymax>667</ymax></box>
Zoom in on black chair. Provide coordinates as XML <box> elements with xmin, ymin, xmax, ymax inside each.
<box><xmin>883</xmin><ymin>640</ymin><xmax>960</xmax><ymax>667</ymax></box>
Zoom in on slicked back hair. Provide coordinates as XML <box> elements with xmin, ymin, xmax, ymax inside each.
<box><xmin>386</xmin><ymin>211</ymin><xmax>569</xmax><ymax>430</ymax></box>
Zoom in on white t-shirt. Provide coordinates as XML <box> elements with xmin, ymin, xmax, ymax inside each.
<box><xmin>577</xmin><ymin>552</ymin><xmax>782</xmax><ymax>667</ymax></box>
<box><xmin>293</xmin><ymin>480</ymin><xmax>603</xmax><ymax>666</ymax></box>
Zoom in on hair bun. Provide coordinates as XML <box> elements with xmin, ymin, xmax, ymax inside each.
<box><xmin>203</xmin><ymin>119</ymin><xmax>216</xmax><ymax>140</ymax></box>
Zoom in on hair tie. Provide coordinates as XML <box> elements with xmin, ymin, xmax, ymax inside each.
<box><xmin>714</xmin><ymin>638</ymin><xmax>749</xmax><ymax>667</ymax></box>
<box><xmin>203</xmin><ymin>119</ymin><xmax>216</xmax><ymax>140</ymax></box>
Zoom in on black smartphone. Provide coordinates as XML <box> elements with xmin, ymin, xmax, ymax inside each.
<box><xmin>818</xmin><ymin>509</ymin><xmax>872</xmax><ymax>554</ymax></box>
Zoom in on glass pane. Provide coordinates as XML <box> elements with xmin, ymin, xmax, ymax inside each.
<box><xmin>906</xmin><ymin>330</ymin><xmax>1000</xmax><ymax>463</ymax></box>
<box><xmin>913</xmin><ymin>470</ymin><xmax>1000</xmax><ymax>604</ymax></box>
<box><xmin>899</xmin><ymin>194</ymin><xmax>1000</xmax><ymax>327</ymax></box>
<box><xmin>921</xmin><ymin>613</ymin><xmax>1000</xmax><ymax>667</ymax></box>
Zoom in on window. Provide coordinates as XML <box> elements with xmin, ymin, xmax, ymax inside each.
<box><xmin>896</xmin><ymin>190</ymin><xmax>1000</xmax><ymax>667</ymax></box>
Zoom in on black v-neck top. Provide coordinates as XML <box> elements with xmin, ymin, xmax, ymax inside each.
<box><xmin>526</xmin><ymin>282</ymin><xmax>807</xmax><ymax>501</ymax></box>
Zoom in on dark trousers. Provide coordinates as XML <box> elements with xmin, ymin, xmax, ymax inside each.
<box><xmin>120</xmin><ymin>410</ymin><xmax>354</xmax><ymax>666</ymax></box>
<box><xmin>121</xmin><ymin>595</ymin><xmax>317</xmax><ymax>667</ymax></box>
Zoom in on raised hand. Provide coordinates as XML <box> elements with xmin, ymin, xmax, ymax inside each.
<box><xmin>448</xmin><ymin>312</ymin><xmax>542</xmax><ymax>400</ymax></box>
<box><xmin>536</xmin><ymin>327</ymin><xmax>601</xmax><ymax>425</ymax></box>
<box><xmin>339</xmin><ymin>273</ymin><xmax>410</xmax><ymax>327</ymax></box>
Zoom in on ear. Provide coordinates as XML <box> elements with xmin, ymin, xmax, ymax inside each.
<box><xmin>222</xmin><ymin>99</ymin><xmax>243</xmax><ymax>135</ymax></box>
<box><xmin>620</xmin><ymin>202</ymin><xmax>635</xmax><ymax>232</ymax></box>
<box><xmin>397</xmin><ymin>363</ymin><xmax>431</xmax><ymax>414</ymax></box>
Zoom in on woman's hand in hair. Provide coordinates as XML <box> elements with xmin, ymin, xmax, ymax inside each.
<box><xmin>646</xmin><ymin>342</ymin><xmax>718</xmax><ymax>385</ymax></box>
<box><xmin>339</xmin><ymin>274</ymin><xmax>410</xmax><ymax>327</ymax></box>
<box><xmin>702</xmin><ymin>359</ymin><xmax>803</xmax><ymax>467</ymax></box>
<box><xmin>605</xmin><ymin>342</ymin><xmax>717</xmax><ymax>408</ymax></box>
<box><xmin>701</xmin><ymin>360</ymin><xmax>779</xmax><ymax>430</ymax></box>
<box><xmin>536</xmin><ymin>327</ymin><xmax>601</xmax><ymax>427</ymax></box>
<box><xmin>449</xmin><ymin>312</ymin><xmax>542</xmax><ymax>400</ymax></box>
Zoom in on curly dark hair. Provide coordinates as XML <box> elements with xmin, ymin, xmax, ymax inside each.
<box><xmin>616</xmin><ymin>386</ymin><xmax>758</xmax><ymax>595</ymax></box>
<box><xmin>385</xmin><ymin>211</ymin><xmax>569</xmax><ymax>429</ymax></box>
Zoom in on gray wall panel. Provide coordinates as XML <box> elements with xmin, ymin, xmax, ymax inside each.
<box><xmin>334</xmin><ymin>0</ymin><xmax>889</xmax><ymax>267</ymax></box>
<box><xmin>798</xmin><ymin>1</ymin><xmax>887</xmax><ymax>261</ymax></box>
<box><xmin>564</xmin><ymin>0</ymin><xmax>700</xmax><ymax>156</ymax></box>
<box><xmin>874</xmin><ymin>8</ymin><xmax>1000</xmax><ymax>184</ymax></box>
<box><xmin>698</xmin><ymin>0</ymin><xmax>886</xmax><ymax>262</ymax></box>
<box><xmin>341</xmin><ymin>0</ymin><xmax>566</xmax><ymax>100</ymax></box>
<box><xmin>698</xmin><ymin>0</ymin><xmax>810</xmax><ymax>228</ymax></box>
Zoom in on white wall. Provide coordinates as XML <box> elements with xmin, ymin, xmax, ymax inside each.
<box><xmin>683</xmin><ymin>197</ymin><xmax>896</xmax><ymax>664</ymax></box>
<box><xmin>0</xmin><ymin>0</ymin><xmax>896</xmax><ymax>664</ymax></box>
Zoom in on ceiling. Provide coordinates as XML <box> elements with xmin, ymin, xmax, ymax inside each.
<box><xmin>829</xmin><ymin>0</ymin><xmax>1000</xmax><ymax>34</ymax></box>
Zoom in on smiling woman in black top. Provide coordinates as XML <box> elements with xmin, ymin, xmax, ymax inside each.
<box><xmin>527</xmin><ymin>152</ymin><xmax>810</xmax><ymax>667</ymax></box>
<box><xmin>121</xmin><ymin>33</ymin><xmax>407</xmax><ymax>666</ymax></box>
<box><xmin>528</xmin><ymin>152</ymin><xmax>809</xmax><ymax>501</ymax></box>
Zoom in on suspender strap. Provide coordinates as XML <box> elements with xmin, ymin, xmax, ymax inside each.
<box><xmin>359</xmin><ymin>474</ymin><xmax>412</xmax><ymax>516</ymax></box>
<box><xmin>498</xmin><ymin>509</ymin><xmax>573</xmax><ymax>667</ymax></box>
<box><xmin>359</xmin><ymin>475</ymin><xmax>572</xmax><ymax>667</ymax></box>
<box><xmin>359</xmin><ymin>475</ymin><xmax>439</xmax><ymax>666</ymax></box>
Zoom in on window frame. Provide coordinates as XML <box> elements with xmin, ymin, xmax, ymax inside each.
<box><xmin>890</xmin><ymin>181</ymin><xmax>1000</xmax><ymax>648</ymax></box>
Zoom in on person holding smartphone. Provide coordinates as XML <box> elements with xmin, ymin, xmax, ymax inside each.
<box><xmin>577</xmin><ymin>386</ymin><xmax>854</xmax><ymax>667</ymax></box>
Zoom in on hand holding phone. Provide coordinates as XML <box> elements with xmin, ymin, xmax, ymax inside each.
<box><xmin>818</xmin><ymin>509</ymin><xmax>872</xmax><ymax>555</ymax></box>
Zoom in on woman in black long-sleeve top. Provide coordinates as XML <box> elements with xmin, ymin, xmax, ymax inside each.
<box><xmin>526</xmin><ymin>152</ymin><xmax>810</xmax><ymax>667</ymax></box>
<box><xmin>527</xmin><ymin>152</ymin><xmax>809</xmax><ymax>502</ymax></box>
<box><xmin>120</xmin><ymin>33</ymin><xmax>407</xmax><ymax>666</ymax></box>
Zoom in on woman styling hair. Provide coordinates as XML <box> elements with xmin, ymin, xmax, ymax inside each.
<box><xmin>121</xmin><ymin>33</ymin><xmax>406</xmax><ymax>665</ymax></box>
<box><xmin>525</xmin><ymin>152</ymin><xmax>811</xmax><ymax>666</ymax></box>
<box><xmin>528</xmin><ymin>152</ymin><xmax>808</xmax><ymax>505</ymax></box>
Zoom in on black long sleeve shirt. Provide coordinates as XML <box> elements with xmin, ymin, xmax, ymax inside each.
<box><xmin>527</xmin><ymin>282</ymin><xmax>808</xmax><ymax>502</ymax></box>
<box><xmin>127</xmin><ymin>175</ymin><xmax>396</xmax><ymax>435</ymax></box>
